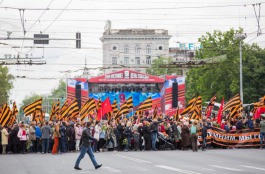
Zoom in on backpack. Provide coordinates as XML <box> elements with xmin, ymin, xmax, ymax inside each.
<box><xmin>190</xmin><ymin>126</ymin><xmax>197</xmax><ymax>134</ymax></box>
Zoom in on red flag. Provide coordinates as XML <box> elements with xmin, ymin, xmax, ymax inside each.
<box><xmin>217</xmin><ymin>98</ymin><xmax>224</xmax><ymax>124</ymax></box>
<box><xmin>97</xmin><ymin>97</ymin><xmax>112</xmax><ymax>121</ymax></box>
<box><xmin>254</xmin><ymin>107</ymin><xmax>265</xmax><ymax>119</ymax></box>
<box><xmin>206</xmin><ymin>106</ymin><xmax>213</xmax><ymax>118</ymax></box>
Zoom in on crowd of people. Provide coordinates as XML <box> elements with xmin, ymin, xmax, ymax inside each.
<box><xmin>1</xmin><ymin>114</ymin><xmax>265</xmax><ymax>155</ymax></box>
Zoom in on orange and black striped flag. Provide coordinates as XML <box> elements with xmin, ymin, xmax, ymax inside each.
<box><xmin>190</xmin><ymin>105</ymin><xmax>201</xmax><ymax>120</ymax></box>
<box><xmin>126</xmin><ymin>96</ymin><xmax>133</xmax><ymax>110</ymax></box>
<box><xmin>68</xmin><ymin>100</ymin><xmax>79</xmax><ymax>119</ymax></box>
<box><xmin>0</xmin><ymin>104</ymin><xmax>12</xmax><ymax>126</ymax></box>
<box><xmin>186</xmin><ymin>96</ymin><xmax>202</xmax><ymax>120</ymax></box>
<box><xmin>97</xmin><ymin>99</ymin><xmax>102</xmax><ymax>110</ymax></box>
<box><xmin>60</xmin><ymin>100</ymin><xmax>68</xmax><ymax>115</ymax></box>
<box><xmin>23</xmin><ymin>98</ymin><xmax>42</xmax><ymax>116</ymax></box>
<box><xmin>50</xmin><ymin>102</ymin><xmax>56</xmax><ymax>121</ymax></box>
<box><xmin>12</xmin><ymin>101</ymin><xmax>18</xmax><ymax>118</ymax></box>
<box><xmin>181</xmin><ymin>97</ymin><xmax>196</xmax><ymax>116</ymax></box>
<box><xmin>115</xmin><ymin>102</ymin><xmax>129</xmax><ymax>120</ymax></box>
<box><xmin>174</xmin><ymin>107</ymin><xmax>180</xmax><ymax>121</ymax></box>
<box><xmin>223</xmin><ymin>94</ymin><xmax>241</xmax><ymax>112</ymax></box>
<box><xmin>112</xmin><ymin>99</ymin><xmax>118</xmax><ymax>116</ymax></box>
<box><xmin>80</xmin><ymin>99</ymin><xmax>97</xmax><ymax>121</ymax></box>
<box><xmin>137</xmin><ymin>96</ymin><xmax>152</xmax><ymax>111</ymax></box>
<box><xmin>153</xmin><ymin>105</ymin><xmax>158</xmax><ymax>119</ymax></box>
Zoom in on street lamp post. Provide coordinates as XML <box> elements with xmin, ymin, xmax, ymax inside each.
<box><xmin>234</xmin><ymin>33</ymin><xmax>247</xmax><ymax>104</ymax></box>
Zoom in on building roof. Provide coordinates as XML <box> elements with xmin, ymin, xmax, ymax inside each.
<box><xmin>88</xmin><ymin>69</ymin><xmax>165</xmax><ymax>83</ymax></box>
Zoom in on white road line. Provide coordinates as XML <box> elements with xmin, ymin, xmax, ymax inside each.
<box><xmin>102</xmin><ymin>167</ymin><xmax>122</xmax><ymax>172</ymax></box>
<box><xmin>128</xmin><ymin>166</ymin><xmax>150</xmax><ymax>171</ymax></box>
<box><xmin>209</xmin><ymin>165</ymin><xmax>243</xmax><ymax>172</ymax></box>
<box><xmin>115</xmin><ymin>154</ymin><xmax>152</xmax><ymax>164</ymax></box>
<box><xmin>240</xmin><ymin>165</ymin><xmax>265</xmax><ymax>171</ymax></box>
<box><xmin>197</xmin><ymin>167</ymin><xmax>216</xmax><ymax>171</ymax></box>
<box><xmin>155</xmin><ymin>165</ymin><xmax>201</xmax><ymax>174</ymax></box>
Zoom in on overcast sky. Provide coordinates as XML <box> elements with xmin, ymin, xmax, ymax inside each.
<box><xmin>0</xmin><ymin>0</ymin><xmax>264</xmax><ymax>107</ymax></box>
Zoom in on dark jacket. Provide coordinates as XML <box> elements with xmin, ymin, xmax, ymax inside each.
<box><xmin>150</xmin><ymin>121</ymin><xmax>161</xmax><ymax>133</ymax></box>
<box><xmin>201</xmin><ymin>126</ymin><xmax>208</xmax><ymax>137</ymax></box>
<box><xmin>80</xmin><ymin>128</ymin><xmax>97</xmax><ymax>147</ymax></box>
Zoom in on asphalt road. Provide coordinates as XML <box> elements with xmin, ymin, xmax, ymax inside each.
<box><xmin>0</xmin><ymin>149</ymin><xmax>265</xmax><ymax>174</ymax></box>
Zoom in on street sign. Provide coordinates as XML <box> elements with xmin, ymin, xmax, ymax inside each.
<box><xmin>33</xmin><ymin>34</ymin><xmax>49</xmax><ymax>44</ymax></box>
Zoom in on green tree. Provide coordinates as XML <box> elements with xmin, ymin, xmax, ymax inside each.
<box><xmin>186</xmin><ymin>28</ymin><xmax>265</xmax><ymax>103</ymax></box>
<box><xmin>49</xmin><ymin>79</ymin><xmax>66</xmax><ymax>99</ymax></box>
<box><xmin>0</xmin><ymin>65</ymin><xmax>14</xmax><ymax>104</ymax></box>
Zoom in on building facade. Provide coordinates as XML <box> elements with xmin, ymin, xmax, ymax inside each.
<box><xmin>100</xmin><ymin>21</ymin><xmax>171</xmax><ymax>74</ymax></box>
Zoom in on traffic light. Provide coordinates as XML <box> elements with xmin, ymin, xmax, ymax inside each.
<box><xmin>76</xmin><ymin>32</ymin><xmax>81</xmax><ymax>48</ymax></box>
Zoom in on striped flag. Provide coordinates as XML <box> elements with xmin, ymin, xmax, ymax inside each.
<box><xmin>80</xmin><ymin>99</ymin><xmax>97</xmax><ymax>121</ymax></box>
<box><xmin>23</xmin><ymin>98</ymin><xmax>42</xmax><ymax>116</ymax></box>
<box><xmin>223</xmin><ymin>94</ymin><xmax>241</xmax><ymax>112</ymax></box>
<box><xmin>137</xmin><ymin>96</ymin><xmax>152</xmax><ymax>111</ymax></box>
<box><xmin>112</xmin><ymin>99</ymin><xmax>118</xmax><ymax>117</ymax></box>
<box><xmin>181</xmin><ymin>97</ymin><xmax>196</xmax><ymax>116</ymax></box>
<box><xmin>153</xmin><ymin>105</ymin><xmax>158</xmax><ymax>119</ymax></box>
<box><xmin>68</xmin><ymin>100</ymin><xmax>79</xmax><ymax>120</ymax></box>
<box><xmin>60</xmin><ymin>100</ymin><xmax>68</xmax><ymax>115</ymax></box>
<box><xmin>49</xmin><ymin>102</ymin><xmax>56</xmax><ymax>121</ymax></box>
<box><xmin>126</xmin><ymin>96</ymin><xmax>133</xmax><ymax>110</ymax></box>
<box><xmin>189</xmin><ymin>96</ymin><xmax>202</xmax><ymax>120</ymax></box>
<box><xmin>0</xmin><ymin>104</ymin><xmax>12</xmax><ymax>126</ymax></box>
<box><xmin>174</xmin><ymin>107</ymin><xmax>180</xmax><ymax>121</ymax></box>
<box><xmin>115</xmin><ymin>102</ymin><xmax>129</xmax><ymax>120</ymax></box>
<box><xmin>12</xmin><ymin>101</ymin><xmax>18</xmax><ymax>118</ymax></box>
<box><xmin>205</xmin><ymin>95</ymin><xmax>217</xmax><ymax>117</ymax></box>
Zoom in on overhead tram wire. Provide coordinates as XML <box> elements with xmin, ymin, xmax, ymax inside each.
<box><xmin>1</xmin><ymin>2</ymin><xmax>264</xmax><ymax>11</ymax></box>
<box><xmin>43</xmin><ymin>0</ymin><xmax>73</xmax><ymax>32</ymax></box>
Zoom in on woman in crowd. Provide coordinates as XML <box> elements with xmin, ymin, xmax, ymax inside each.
<box><xmin>17</xmin><ymin>123</ymin><xmax>28</xmax><ymax>154</ymax></box>
<box><xmin>1</xmin><ymin>125</ymin><xmax>9</xmax><ymax>154</ymax></box>
<box><xmin>75</xmin><ymin>123</ymin><xmax>82</xmax><ymax>151</ymax></box>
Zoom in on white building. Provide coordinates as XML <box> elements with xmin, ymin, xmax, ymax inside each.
<box><xmin>100</xmin><ymin>21</ymin><xmax>171</xmax><ymax>74</ymax></box>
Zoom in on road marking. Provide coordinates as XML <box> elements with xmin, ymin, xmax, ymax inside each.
<box><xmin>128</xmin><ymin>166</ymin><xmax>150</xmax><ymax>171</ymax></box>
<box><xmin>102</xmin><ymin>167</ymin><xmax>122</xmax><ymax>172</ymax></box>
<box><xmin>240</xmin><ymin>165</ymin><xmax>265</xmax><ymax>171</ymax></box>
<box><xmin>209</xmin><ymin>165</ymin><xmax>242</xmax><ymax>172</ymax></box>
<box><xmin>155</xmin><ymin>165</ymin><xmax>201</xmax><ymax>174</ymax></box>
<box><xmin>197</xmin><ymin>167</ymin><xmax>216</xmax><ymax>171</ymax></box>
<box><xmin>115</xmin><ymin>154</ymin><xmax>151</xmax><ymax>164</ymax></box>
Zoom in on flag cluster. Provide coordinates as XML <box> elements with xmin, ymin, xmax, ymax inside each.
<box><xmin>0</xmin><ymin>102</ymin><xmax>18</xmax><ymax>126</ymax></box>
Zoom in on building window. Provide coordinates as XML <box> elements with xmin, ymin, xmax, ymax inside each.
<box><xmin>146</xmin><ymin>56</ymin><xmax>151</xmax><ymax>65</ymax></box>
<box><xmin>135</xmin><ymin>45</ymin><xmax>140</xmax><ymax>55</ymax></box>
<box><xmin>124</xmin><ymin>45</ymin><xmax>129</xmax><ymax>54</ymax></box>
<box><xmin>158</xmin><ymin>45</ymin><xmax>163</xmax><ymax>50</ymax></box>
<box><xmin>112</xmin><ymin>46</ymin><xmax>117</xmax><ymax>50</ymax></box>
<box><xmin>124</xmin><ymin>57</ymin><xmax>129</xmax><ymax>65</ymax></box>
<box><xmin>135</xmin><ymin>57</ymin><xmax>140</xmax><ymax>65</ymax></box>
<box><xmin>146</xmin><ymin>45</ymin><xmax>151</xmax><ymax>55</ymax></box>
<box><xmin>112</xmin><ymin>57</ymin><xmax>117</xmax><ymax>65</ymax></box>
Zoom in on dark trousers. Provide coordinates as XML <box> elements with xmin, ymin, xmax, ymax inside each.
<box><xmin>97</xmin><ymin>138</ymin><xmax>105</xmax><ymax>150</ymax></box>
<box><xmin>31</xmin><ymin>140</ymin><xmax>36</xmax><ymax>152</ymax></box>
<box><xmin>20</xmin><ymin>140</ymin><xmax>26</xmax><ymax>153</ymax></box>
<box><xmin>134</xmin><ymin>142</ymin><xmax>139</xmax><ymax>151</ymax></box>
<box><xmin>144</xmin><ymin>134</ymin><xmax>151</xmax><ymax>150</ymax></box>
<box><xmin>190</xmin><ymin>134</ymin><xmax>198</xmax><ymax>152</ymax></box>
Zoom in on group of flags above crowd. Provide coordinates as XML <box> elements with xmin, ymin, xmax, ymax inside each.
<box><xmin>20</xmin><ymin>96</ymin><xmax>153</xmax><ymax>124</ymax></box>
<box><xmin>1</xmin><ymin>94</ymin><xmax>264</xmax><ymax>126</ymax></box>
<box><xmin>0</xmin><ymin>102</ymin><xmax>18</xmax><ymax>127</ymax></box>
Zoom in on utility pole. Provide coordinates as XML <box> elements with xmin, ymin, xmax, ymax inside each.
<box><xmin>234</xmin><ymin>33</ymin><xmax>247</xmax><ymax>104</ymax></box>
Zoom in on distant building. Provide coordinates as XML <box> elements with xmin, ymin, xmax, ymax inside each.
<box><xmin>100</xmin><ymin>20</ymin><xmax>171</xmax><ymax>74</ymax></box>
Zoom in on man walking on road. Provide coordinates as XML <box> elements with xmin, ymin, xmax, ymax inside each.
<box><xmin>74</xmin><ymin>122</ymin><xmax>102</xmax><ymax>170</ymax></box>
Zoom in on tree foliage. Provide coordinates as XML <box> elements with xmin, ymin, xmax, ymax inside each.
<box><xmin>146</xmin><ymin>57</ymin><xmax>179</xmax><ymax>76</ymax></box>
<box><xmin>0</xmin><ymin>65</ymin><xmax>14</xmax><ymax>104</ymax></box>
<box><xmin>186</xmin><ymin>28</ymin><xmax>265</xmax><ymax>103</ymax></box>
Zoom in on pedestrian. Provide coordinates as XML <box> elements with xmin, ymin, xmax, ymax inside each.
<box><xmin>1</xmin><ymin>125</ymin><xmax>9</xmax><ymax>154</ymax></box>
<box><xmin>260</xmin><ymin>114</ymin><xmax>265</xmax><ymax>149</ymax></box>
<box><xmin>190</xmin><ymin>120</ymin><xmax>199</xmax><ymax>152</ymax></box>
<box><xmin>52</xmin><ymin>120</ymin><xmax>60</xmax><ymax>154</ymax></box>
<box><xmin>74</xmin><ymin>122</ymin><xmax>102</xmax><ymax>170</ymax></box>
<box><xmin>17</xmin><ymin>123</ymin><xmax>28</xmax><ymax>154</ymax></box>
<box><xmin>74</xmin><ymin>123</ymin><xmax>82</xmax><ymax>151</ymax></box>
<box><xmin>41</xmin><ymin>121</ymin><xmax>52</xmax><ymax>154</ymax></box>
<box><xmin>28</xmin><ymin>121</ymin><xmax>36</xmax><ymax>153</ymax></box>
